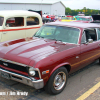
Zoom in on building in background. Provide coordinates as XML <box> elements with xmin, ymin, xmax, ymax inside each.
<box><xmin>0</xmin><ymin>0</ymin><xmax>66</xmax><ymax>15</ymax></box>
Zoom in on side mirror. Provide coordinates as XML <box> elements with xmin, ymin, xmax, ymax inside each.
<box><xmin>88</xmin><ymin>39</ymin><xmax>93</xmax><ymax>43</ymax></box>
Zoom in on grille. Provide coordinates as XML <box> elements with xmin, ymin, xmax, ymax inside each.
<box><xmin>0</xmin><ymin>60</ymin><xmax>28</xmax><ymax>73</ymax></box>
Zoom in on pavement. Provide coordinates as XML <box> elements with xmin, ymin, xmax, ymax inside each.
<box><xmin>0</xmin><ymin>60</ymin><xmax>100</xmax><ymax>100</ymax></box>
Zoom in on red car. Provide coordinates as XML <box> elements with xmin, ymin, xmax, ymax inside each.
<box><xmin>46</xmin><ymin>15</ymin><xmax>55</xmax><ymax>21</ymax></box>
<box><xmin>0</xmin><ymin>22</ymin><xmax>100</xmax><ymax>94</ymax></box>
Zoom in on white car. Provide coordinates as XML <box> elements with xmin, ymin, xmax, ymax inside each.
<box><xmin>0</xmin><ymin>10</ymin><xmax>42</xmax><ymax>42</ymax></box>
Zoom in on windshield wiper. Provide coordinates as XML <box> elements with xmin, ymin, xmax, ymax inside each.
<box><xmin>50</xmin><ymin>38</ymin><xmax>57</xmax><ymax>41</ymax></box>
<box><xmin>49</xmin><ymin>38</ymin><xmax>62</xmax><ymax>42</ymax></box>
<box><xmin>34</xmin><ymin>35</ymin><xmax>40</xmax><ymax>38</ymax></box>
<box><xmin>54</xmin><ymin>39</ymin><xmax>62</xmax><ymax>42</ymax></box>
<box><xmin>40</xmin><ymin>36</ymin><xmax>44</xmax><ymax>38</ymax></box>
<box><xmin>34</xmin><ymin>35</ymin><xmax>45</xmax><ymax>39</ymax></box>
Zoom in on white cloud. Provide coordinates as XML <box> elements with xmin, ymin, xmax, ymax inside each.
<box><xmin>50</xmin><ymin>0</ymin><xmax>100</xmax><ymax>9</ymax></box>
<box><xmin>61</xmin><ymin>0</ymin><xmax>100</xmax><ymax>9</ymax></box>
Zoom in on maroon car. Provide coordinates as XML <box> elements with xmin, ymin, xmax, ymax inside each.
<box><xmin>0</xmin><ymin>22</ymin><xmax>100</xmax><ymax>94</ymax></box>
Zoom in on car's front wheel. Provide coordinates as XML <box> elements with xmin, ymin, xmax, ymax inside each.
<box><xmin>44</xmin><ymin>67</ymin><xmax>68</xmax><ymax>95</ymax></box>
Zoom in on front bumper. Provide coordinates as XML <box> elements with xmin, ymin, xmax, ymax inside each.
<box><xmin>0</xmin><ymin>68</ymin><xmax>44</xmax><ymax>89</ymax></box>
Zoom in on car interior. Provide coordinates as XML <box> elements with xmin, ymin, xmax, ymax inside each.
<box><xmin>84</xmin><ymin>29</ymin><xmax>97</xmax><ymax>42</ymax></box>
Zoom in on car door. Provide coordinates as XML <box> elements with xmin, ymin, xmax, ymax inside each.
<box><xmin>80</xmin><ymin>28</ymin><xmax>99</xmax><ymax>68</ymax></box>
<box><xmin>96</xmin><ymin>28</ymin><xmax>100</xmax><ymax>55</ymax></box>
<box><xmin>1</xmin><ymin>17</ymin><xmax>26</xmax><ymax>42</ymax></box>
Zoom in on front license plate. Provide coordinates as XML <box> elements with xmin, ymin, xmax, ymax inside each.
<box><xmin>1</xmin><ymin>72</ymin><xmax>11</xmax><ymax>79</ymax></box>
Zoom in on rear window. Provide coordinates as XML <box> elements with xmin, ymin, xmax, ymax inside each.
<box><xmin>0</xmin><ymin>17</ymin><xmax>4</xmax><ymax>26</ymax></box>
<box><xmin>27</xmin><ymin>16</ymin><xmax>39</xmax><ymax>26</ymax></box>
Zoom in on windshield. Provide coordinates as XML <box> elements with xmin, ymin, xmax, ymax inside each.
<box><xmin>0</xmin><ymin>17</ymin><xmax>4</xmax><ymax>26</ymax></box>
<box><xmin>34</xmin><ymin>25</ymin><xmax>80</xmax><ymax>44</ymax></box>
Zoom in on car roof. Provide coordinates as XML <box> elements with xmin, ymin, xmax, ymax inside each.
<box><xmin>45</xmin><ymin>22</ymin><xmax>100</xmax><ymax>29</ymax></box>
<box><xmin>0</xmin><ymin>10</ymin><xmax>40</xmax><ymax>17</ymax></box>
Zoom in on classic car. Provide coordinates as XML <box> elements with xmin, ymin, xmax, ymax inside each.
<box><xmin>61</xmin><ymin>15</ymin><xmax>75</xmax><ymax>22</ymax></box>
<box><xmin>0</xmin><ymin>10</ymin><xmax>42</xmax><ymax>42</ymax></box>
<box><xmin>74</xmin><ymin>16</ymin><xmax>93</xmax><ymax>23</ymax></box>
<box><xmin>0</xmin><ymin>22</ymin><xmax>100</xmax><ymax>95</ymax></box>
<box><xmin>28</xmin><ymin>9</ymin><xmax>51</xmax><ymax>24</ymax></box>
<box><xmin>46</xmin><ymin>15</ymin><xmax>55</xmax><ymax>22</ymax></box>
<box><xmin>91</xmin><ymin>15</ymin><xmax>100</xmax><ymax>23</ymax></box>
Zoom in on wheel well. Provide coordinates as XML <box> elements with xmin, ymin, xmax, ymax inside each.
<box><xmin>63</xmin><ymin>64</ymin><xmax>71</xmax><ymax>73</ymax></box>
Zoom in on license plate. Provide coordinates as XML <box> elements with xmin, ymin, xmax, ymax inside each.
<box><xmin>1</xmin><ymin>72</ymin><xmax>11</xmax><ymax>79</ymax></box>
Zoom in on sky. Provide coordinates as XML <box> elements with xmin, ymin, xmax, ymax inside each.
<box><xmin>0</xmin><ymin>0</ymin><xmax>100</xmax><ymax>10</ymax></box>
<box><xmin>60</xmin><ymin>0</ymin><xmax>100</xmax><ymax>10</ymax></box>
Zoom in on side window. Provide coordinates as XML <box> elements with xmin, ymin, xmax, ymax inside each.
<box><xmin>81</xmin><ymin>32</ymin><xmax>86</xmax><ymax>43</ymax></box>
<box><xmin>27</xmin><ymin>16</ymin><xmax>39</xmax><ymax>26</ymax></box>
<box><xmin>84</xmin><ymin>29</ymin><xmax>97</xmax><ymax>42</ymax></box>
<box><xmin>97</xmin><ymin>28</ymin><xmax>100</xmax><ymax>40</ymax></box>
<box><xmin>0</xmin><ymin>17</ymin><xmax>4</xmax><ymax>26</ymax></box>
<box><xmin>6</xmin><ymin>17</ymin><xmax>24</xmax><ymax>27</ymax></box>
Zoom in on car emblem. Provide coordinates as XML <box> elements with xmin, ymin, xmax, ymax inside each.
<box><xmin>3</xmin><ymin>63</ymin><xmax>8</xmax><ymax>66</ymax></box>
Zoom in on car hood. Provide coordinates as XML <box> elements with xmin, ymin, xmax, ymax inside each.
<box><xmin>91</xmin><ymin>15</ymin><xmax>100</xmax><ymax>21</ymax></box>
<box><xmin>0</xmin><ymin>37</ymin><xmax>78</xmax><ymax>66</ymax></box>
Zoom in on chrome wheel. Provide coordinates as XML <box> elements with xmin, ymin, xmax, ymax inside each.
<box><xmin>53</xmin><ymin>71</ymin><xmax>66</xmax><ymax>90</ymax></box>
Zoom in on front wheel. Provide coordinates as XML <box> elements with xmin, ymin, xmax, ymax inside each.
<box><xmin>99</xmin><ymin>58</ymin><xmax>100</xmax><ymax>64</ymax></box>
<box><xmin>44</xmin><ymin>67</ymin><xmax>68</xmax><ymax>95</ymax></box>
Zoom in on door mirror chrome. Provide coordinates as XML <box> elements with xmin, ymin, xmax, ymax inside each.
<box><xmin>88</xmin><ymin>39</ymin><xmax>93</xmax><ymax>43</ymax></box>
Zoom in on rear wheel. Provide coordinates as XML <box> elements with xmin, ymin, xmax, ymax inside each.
<box><xmin>44</xmin><ymin>67</ymin><xmax>68</xmax><ymax>95</ymax></box>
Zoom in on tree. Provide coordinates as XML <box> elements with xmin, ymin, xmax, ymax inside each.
<box><xmin>65</xmin><ymin>7</ymin><xmax>100</xmax><ymax>16</ymax></box>
<box><xmin>65</xmin><ymin>7</ymin><xmax>72</xmax><ymax>15</ymax></box>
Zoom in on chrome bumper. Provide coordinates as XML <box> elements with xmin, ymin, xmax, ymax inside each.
<box><xmin>0</xmin><ymin>68</ymin><xmax>44</xmax><ymax>89</ymax></box>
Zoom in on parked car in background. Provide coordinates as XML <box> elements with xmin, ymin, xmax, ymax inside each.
<box><xmin>74</xmin><ymin>16</ymin><xmax>93</xmax><ymax>23</ymax></box>
<box><xmin>61</xmin><ymin>15</ymin><xmax>75</xmax><ymax>22</ymax></box>
<box><xmin>46</xmin><ymin>15</ymin><xmax>55</xmax><ymax>22</ymax></box>
<box><xmin>0</xmin><ymin>10</ymin><xmax>42</xmax><ymax>42</ymax></box>
<box><xmin>0</xmin><ymin>22</ymin><xmax>100</xmax><ymax>94</ymax></box>
<box><xmin>91</xmin><ymin>15</ymin><xmax>100</xmax><ymax>23</ymax></box>
<box><xmin>28</xmin><ymin>9</ymin><xmax>51</xmax><ymax>24</ymax></box>
<box><xmin>58</xmin><ymin>15</ymin><xmax>66</xmax><ymax>20</ymax></box>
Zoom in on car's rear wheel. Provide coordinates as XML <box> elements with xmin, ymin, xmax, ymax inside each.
<box><xmin>44</xmin><ymin>67</ymin><xmax>68</xmax><ymax>95</ymax></box>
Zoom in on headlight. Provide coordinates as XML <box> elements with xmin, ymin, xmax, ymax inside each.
<box><xmin>29</xmin><ymin>67</ymin><xmax>36</xmax><ymax>76</ymax></box>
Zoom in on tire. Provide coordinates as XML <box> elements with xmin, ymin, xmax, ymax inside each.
<box><xmin>44</xmin><ymin>67</ymin><xmax>68</xmax><ymax>95</ymax></box>
<box><xmin>99</xmin><ymin>58</ymin><xmax>100</xmax><ymax>64</ymax></box>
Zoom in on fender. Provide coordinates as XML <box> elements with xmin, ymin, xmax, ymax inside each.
<box><xmin>49</xmin><ymin>62</ymin><xmax>71</xmax><ymax>78</ymax></box>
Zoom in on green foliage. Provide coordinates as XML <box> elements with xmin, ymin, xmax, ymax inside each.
<box><xmin>65</xmin><ymin>7</ymin><xmax>100</xmax><ymax>16</ymax></box>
